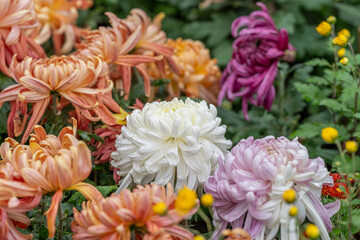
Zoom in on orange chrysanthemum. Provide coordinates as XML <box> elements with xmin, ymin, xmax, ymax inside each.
<box><xmin>147</xmin><ymin>38</ymin><xmax>221</xmax><ymax>104</ymax></box>
<box><xmin>0</xmin><ymin>55</ymin><xmax>121</xmax><ymax>143</ymax></box>
<box><xmin>71</xmin><ymin>183</ymin><xmax>199</xmax><ymax>240</ymax></box>
<box><xmin>0</xmin><ymin>162</ymin><xmax>42</xmax><ymax>240</ymax></box>
<box><xmin>0</xmin><ymin>121</ymin><xmax>102</xmax><ymax>238</ymax></box>
<box><xmin>118</xmin><ymin>9</ymin><xmax>178</xmax><ymax>75</ymax></box>
<box><xmin>76</xmin><ymin>12</ymin><xmax>162</xmax><ymax>99</ymax></box>
<box><xmin>0</xmin><ymin>0</ymin><xmax>45</xmax><ymax>77</ymax></box>
<box><xmin>29</xmin><ymin>0</ymin><xmax>92</xmax><ymax>55</ymax></box>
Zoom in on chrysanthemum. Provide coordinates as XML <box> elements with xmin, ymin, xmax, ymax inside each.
<box><xmin>147</xmin><ymin>38</ymin><xmax>221</xmax><ymax>104</ymax></box>
<box><xmin>222</xmin><ymin>228</ymin><xmax>251</xmax><ymax>240</ymax></box>
<box><xmin>0</xmin><ymin>0</ymin><xmax>45</xmax><ymax>77</ymax></box>
<box><xmin>111</xmin><ymin>98</ymin><xmax>232</xmax><ymax>191</ymax></box>
<box><xmin>0</xmin><ymin>55</ymin><xmax>121</xmax><ymax>143</ymax></box>
<box><xmin>218</xmin><ymin>2</ymin><xmax>295</xmax><ymax>120</ymax></box>
<box><xmin>76</xmin><ymin>12</ymin><xmax>162</xmax><ymax>99</ymax></box>
<box><xmin>29</xmin><ymin>0</ymin><xmax>92</xmax><ymax>54</ymax></box>
<box><xmin>204</xmin><ymin>136</ymin><xmax>340</xmax><ymax>240</ymax></box>
<box><xmin>71</xmin><ymin>183</ymin><xmax>198</xmax><ymax>240</ymax></box>
<box><xmin>0</xmin><ymin>120</ymin><xmax>102</xmax><ymax>238</ymax></box>
<box><xmin>0</xmin><ymin>162</ymin><xmax>42</xmax><ymax>240</ymax></box>
<box><xmin>121</xmin><ymin>9</ymin><xmax>178</xmax><ymax>73</ymax></box>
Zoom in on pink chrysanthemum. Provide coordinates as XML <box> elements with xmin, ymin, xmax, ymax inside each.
<box><xmin>218</xmin><ymin>2</ymin><xmax>295</xmax><ymax>120</ymax></box>
<box><xmin>205</xmin><ymin>136</ymin><xmax>339</xmax><ymax>240</ymax></box>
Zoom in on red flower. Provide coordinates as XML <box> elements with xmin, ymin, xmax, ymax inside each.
<box><xmin>322</xmin><ymin>173</ymin><xmax>349</xmax><ymax>199</ymax></box>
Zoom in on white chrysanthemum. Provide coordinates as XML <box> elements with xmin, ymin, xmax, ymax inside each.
<box><xmin>111</xmin><ymin>98</ymin><xmax>232</xmax><ymax>192</ymax></box>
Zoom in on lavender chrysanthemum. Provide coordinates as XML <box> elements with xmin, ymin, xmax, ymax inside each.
<box><xmin>205</xmin><ymin>136</ymin><xmax>339</xmax><ymax>240</ymax></box>
<box><xmin>218</xmin><ymin>2</ymin><xmax>295</xmax><ymax>120</ymax></box>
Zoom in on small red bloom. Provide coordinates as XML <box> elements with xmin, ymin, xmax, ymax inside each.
<box><xmin>322</xmin><ymin>173</ymin><xmax>349</xmax><ymax>199</ymax></box>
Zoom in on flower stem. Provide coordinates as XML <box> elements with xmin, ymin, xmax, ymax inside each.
<box><xmin>331</xmin><ymin>24</ymin><xmax>338</xmax><ymax>123</ymax></box>
<box><xmin>348</xmin><ymin>43</ymin><xmax>360</xmax><ymax>135</ymax></box>
<box><xmin>197</xmin><ymin>208</ymin><xmax>213</xmax><ymax>233</ymax></box>
<box><xmin>335</xmin><ymin>140</ymin><xmax>348</xmax><ymax>172</ymax></box>
<box><xmin>57</xmin><ymin>203</ymin><xmax>63</xmax><ymax>240</ymax></box>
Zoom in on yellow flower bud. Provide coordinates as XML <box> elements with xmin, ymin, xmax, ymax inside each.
<box><xmin>326</xmin><ymin>16</ymin><xmax>336</xmax><ymax>24</ymax></box>
<box><xmin>305</xmin><ymin>223</ymin><xmax>320</xmax><ymax>239</ymax></box>
<box><xmin>345</xmin><ymin>141</ymin><xmax>358</xmax><ymax>153</ymax></box>
<box><xmin>153</xmin><ymin>201</ymin><xmax>167</xmax><ymax>215</ymax></box>
<box><xmin>340</xmin><ymin>57</ymin><xmax>349</xmax><ymax>66</ymax></box>
<box><xmin>334</xmin><ymin>161</ymin><xmax>341</xmax><ymax>167</ymax></box>
<box><xmin>194</xmin><ymin>235</ymin><xmax>205</xmax><ymax>240</ymax></box>
<box><xmin>338</xmin><ymin>28</ymin><xmax>351</xmax><ymax>38</ymax></box>
<box><xmin>337</xmin><ymin>48</ymin><xmax>346</xmax><ymax>58</ymax></box>
<box><xmin>321</xmin><ymin>127</ymin><xmax>339</xmax><ymax>143</ymax></box>
<box><xmin>283</xmin><ymin>189</ymin><xmax>296</xmax><ymax>203</ymax></box>
<box><xmin>316</xmin><ymin>21</ymin><xmax>332</xmax><ymax>36</ymax></box>
<box><xmin>333</xmin><ymin>34</ymin><xmax>348</xmax><ymax>46</ymax></box>
<box><xmin>201</xmin><ymin>193</ymin><xmax>214</xmax><ymax>207</ymax></box>
<box><xmin>175</xmin><ymin>186</ymin><xmax>197</xmax><ymax>215</ymax></box>
<box><xmin>289</xmin><ymin>206</ymin><xmax>298</xmax><ymax>217</ymax></box>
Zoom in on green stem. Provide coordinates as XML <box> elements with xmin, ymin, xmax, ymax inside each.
<box><xmin>197</xmin><ymin>208</ymin><xmax>213</xmax><ymax>233</ymax></box>
<box><xmin>335</xmin><ymin>140</ymin><xmax>348</xmax><ymax>172</ymax></box>
<box><xmin>352</xmin><ymin>152</ymin><xmax>356</xmax><ymax>172</ymax></box>
<box><xmin>331</xmin><ymin>24</ymin><xmax>338</xmax><ymax>123</ymax></box>
<box><xmin>57</xmin><ymin>203</ymin><xmax>63</xmax><ymax>240</ymax></box>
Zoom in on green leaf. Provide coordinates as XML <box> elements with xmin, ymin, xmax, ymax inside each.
<box><xmin>294</xmin><ymin>82</ymin><xmax>328</xmax><ymax>104</ymax></box>
<box><xmin>151</xmin><ymin>78</ymin><xmax>170</xmax><ymax>87</ymax></box>
<box><xmin>77</xmin><ymin>129</ymin><xmax>104</xmax><ymax>143</ymax></box>
<box><xmin>183</xmin><ymin>12</ymin><xmax>236</xmax><ymax>47</ymax></box>
<box><xmin>319</xmin><ymin>98</ymin><xmax>351</xmax><ymax>112</ymax></box>
<box><xmin>354</xmin><ymin>113</ymin><xmax>360</xmax><ymax>119</ymax></box>
<box><xmin>305</xmin><ymin>58</ymin><xmax>331</xmax><ymax>67</ymax></box>
<box><xmin>340</xmin><ymin>87</ymin><xmax>357</xmax><ymax>107</ymax></box>
<box><xmin>290</xmin><ymin>122</ymin><xmax>321</xmax><ymax>139</ymax></box>
<box><xmin>212</xmin><ymin>40</ymin><xmax>232</xmax><ymax>66</ymax></box>
<box><xmin>307</xmin><ymin>76</ymin><xmax>329</xmax><ymax>85</ymax></box>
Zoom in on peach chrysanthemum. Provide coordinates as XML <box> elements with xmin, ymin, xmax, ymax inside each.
<box><xmin>0</xmin><ymin>162</ymin><xmax>42</xmax><ymax>240</ymax></box>
<box><xmin>29</xmin><ymin>0</ymin><xmax>93</xmax><ymax>55</ymax></box>
<box><xmin>0</xmin><ymin>0</ymin><xmax>45</xmax><ymax>77</ymax></box>
<box><xmin>71</xmin><ymin>183</ymin><xmax>199</xmax><ymax>240</ymax></box>
<box><xmin>0</xmin><ymin>120</ymin><xmax>102</xmax><ymax>238</ymax></box>
<box><xmin>222</xmin><ymin>228</ymin><xmax>252</xmax><ymax>240</ymax></box>
<box><xmin>0</xmin><ymin>55</ymin><xmax>121</xmax><ymax>143</ymax></box>
<box><xmin>118</xmin><ymin>9</ymin><xmax>178</xmax><ymax>75</ymax></box>
<box><xmin>147</xmin><ymin>38</ymin><xmax>221</xmax><ymax>104</ymax></box>
<box><xmin>76</xmin><ymin>12</ymin><xmax>162</xmax><ymax>99</ymax></box>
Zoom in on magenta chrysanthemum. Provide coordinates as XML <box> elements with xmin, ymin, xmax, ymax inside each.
<box><xmin>204</xmin><ymin>136</ymin><xmax>339</xmax><ymax>240</ymax></box>
<box><xmin>218</xmin><ymin>2</ymin><xmax>295</xmax><ymax>120</ymax></box>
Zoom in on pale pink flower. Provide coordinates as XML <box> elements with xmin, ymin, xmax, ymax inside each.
<box><xmin>205</xmin><ymin>136</ymin><xmax>339</xmax><ymax>240</ymax></box>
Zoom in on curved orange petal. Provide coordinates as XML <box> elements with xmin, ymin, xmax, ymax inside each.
<box><xmin>44</xmin><ymin>190</ymin><xmax>63</xmax><ymax>239</ymax></box>
<box><xmin>67</xmin><ymin>182</ymin><xmax>103</xmax><ymax>201</ymax></box>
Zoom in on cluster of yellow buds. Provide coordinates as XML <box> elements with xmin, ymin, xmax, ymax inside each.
<box><xmin>316</xmin><ymin>16</ymin><xmax>352</xmax><ymax>67</ymax></box>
